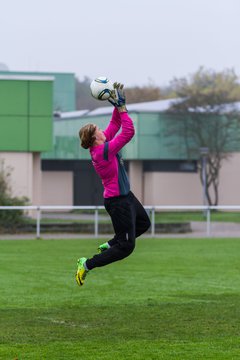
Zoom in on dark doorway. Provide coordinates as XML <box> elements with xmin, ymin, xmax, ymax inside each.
<box><xmin>73</xmin><ymin>161</ymin><xmax>103</xmax><ymax>205</ymax></box>
<box><xmin>42</xmin><ymin>159</ymin><xmax>103</xmax><ymax>205</ymax></box>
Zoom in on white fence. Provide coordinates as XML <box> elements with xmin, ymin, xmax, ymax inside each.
<box><xmin>1</xmin><ymin>205</ymin><xmax>240</xmax><ymax>238</ymax></box>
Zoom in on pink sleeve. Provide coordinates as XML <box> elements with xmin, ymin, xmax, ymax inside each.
<box><xmin>107</xmin><ymin>112</ymin><xmax>135</xmax><ymax>156</ymax></box>
<box><xmin>103</xmin><ymin>107</ymin><xmax>121</xmax><ymax>141</ymax></box>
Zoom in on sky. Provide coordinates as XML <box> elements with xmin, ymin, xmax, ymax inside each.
<box><xmin>1</xmin><ymin>0</ymin><xmax>240</xmax><ymax>87</ymax></box>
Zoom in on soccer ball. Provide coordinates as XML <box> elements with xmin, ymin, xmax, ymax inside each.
<box><xmin>90</xmin><ymin>77</ymin><xmax>114</xmax><ymax>101</ymax></box>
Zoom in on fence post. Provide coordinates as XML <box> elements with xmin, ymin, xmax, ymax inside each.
<box><xmin>206</xmin><ymin>207</ymin><xmax>211</xmax><ymax>237</ymax></box>
<box><xmin>36</xmin><ymin>207</ymin><xmax>41</xmax><ymax>239</ymax></box>
<box><xmin>94</xmin><ymin>208</ymin><xmax>99</xmax><ymax>237</ymax></box>
<box><xmin>151</xmin><ymin>207</ymin><xmax>155</xmax><ymax>237</ymax></box>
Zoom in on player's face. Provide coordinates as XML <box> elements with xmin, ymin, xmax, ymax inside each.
<box><xmin>95</xmin><ymin>126</ymin><xmax>106</xmax><ymax>143</ymax></box>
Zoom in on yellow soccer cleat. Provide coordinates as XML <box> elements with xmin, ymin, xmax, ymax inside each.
<box><xmin>75</xmin><ymin>257</ymin><xmax>88</xmax><ymax>286</ymax></box>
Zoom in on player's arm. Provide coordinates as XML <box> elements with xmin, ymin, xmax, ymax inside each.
<box><xmin>105</xmin><ymin>111</ymin><xmax>135</xmax><ymax>157</ymax></box>
<box><xmin>103</xmin><ymin>82</ymin><xmax>127</xmax><ymax>141</ymax></box>
<box><xmin>104</xmin><ymin>82</ymin><xmax>134</xmax><ymax>156</ymax></box>
<box><xmin>103</xmin><ymin>107</ymin><xmax>121</xmax><ymax>141</ymax></box>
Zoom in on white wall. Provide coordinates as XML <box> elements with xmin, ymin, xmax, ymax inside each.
<box><xmin>2</xmin><ymin>152</ymin><xmax>240</xmax><ymax>208</ymax></box>
<box><xmin>41</xmin><ymin>171</ymin><xmax>73</xmax><ymax>206</ymax></box>
<box><xmin>32</xmin><ymin>153</ymin><xmax>42</xmax><ymax>205</ymax></box>
<box><xmin>129</xmin><ymin>160</ymin><xmax>143</xmax><ymax>202</ymax></box>
<box><xmin>219</xmin><ymin>153</ymin><xmax>240</xmax><ymax>205</ymax></box>
<box><xmin>0</xmin><ymin>152</ymin><xmax>34</xmax><ymax>201</ymax></box>
<box><xmin>144</xmin><ymin>172</ymin><xmax>202</xmax><ymax>205</ymax></box>
<box><xmin>143</xmin><ymin>153</ymin><xmax>240</xmax><ymax>206</ymax></box>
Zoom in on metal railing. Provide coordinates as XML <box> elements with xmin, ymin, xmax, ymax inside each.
<box><xmin>0</xmin><ymin>205</ymin><xmax>240</xmax><ymax>238</ymax></box>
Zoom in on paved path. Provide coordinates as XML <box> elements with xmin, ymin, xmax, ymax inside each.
<box><xmin>190</xmin><ymin>221</ymin><xmax>240</xmax><ymax>238</ymax></box>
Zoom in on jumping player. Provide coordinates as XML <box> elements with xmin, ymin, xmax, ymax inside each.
<box><xmin>76</xmin><ymin>82</ymin><xmax>151</xmax><ymax>286</ymax></box>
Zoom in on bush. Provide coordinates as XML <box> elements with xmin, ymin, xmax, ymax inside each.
<box><xmin>0</xmin><ymin>160</ymin><xmax>28</xmax><ymax>228</ymax></box>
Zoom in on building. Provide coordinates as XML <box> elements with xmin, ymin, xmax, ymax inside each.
<box><xmin>0</xmin><ymin>70</ymin><xmax>76</xmax><ymax>112</ymax></box>
<box><xmin>41</xmin><ymin>99</ymin><xmax>240</xmax><ymax>206</ymax></box>
<box><xmin>0</xmin><ymin>74</ymin><xmax>53</xmax><ymax>204</ymax></box>
<box><xmin>1</xmin><ymin>71</ymin><xmax>240</xmax><ymax>207</ymax></box>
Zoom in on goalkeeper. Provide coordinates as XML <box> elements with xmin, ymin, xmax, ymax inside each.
<box><xmin>76</xmin><ymin>82</ymin><xmax>151</xmax><ymax>286</ymax></box>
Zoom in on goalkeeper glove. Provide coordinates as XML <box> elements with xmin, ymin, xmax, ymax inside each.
<box><xmin>108</xmin><ymin>82</ymin><xmax>127</xmax><ymax>112</ymax></box>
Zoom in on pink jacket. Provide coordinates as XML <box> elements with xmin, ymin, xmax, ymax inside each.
<box><xmin>90</xmin><ymin>108</ymin><xmax>135</xmax><ymax>198</ymax></box>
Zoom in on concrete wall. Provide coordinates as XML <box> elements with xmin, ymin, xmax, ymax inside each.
<box><xmin>40</xmin><ymin>153</ymin><xmax>240</xmax><ymax>207</ymax></box>
<box><xmin>0</xmin><ymin>152</ymin><xmax>41</xmax><ymax>203</ymax></box>
<box><xmin>3</xmin><ymin>152</ymin><xmax>239</xmax><ymax>208</ymax></box>
<box><xmin>144</xmin><ymin>172</ymin><xmax>202</xmax><ymax>205</ymax></box>
<box><xmin>32</xmin><ymin>153</ymin><xmax>42</xmax><ymax>205</ymax></box>
<box><xmin>218</xmin><ymin>153</ymin><xmax>240</xmax><ymax>205</ymax></box>
<box><xmin>0</xmin><ymin>153</ymin><xmax>73</xmax><ymax>208</ymax></box>
<box><xmin>143</xmin><ymin>153</ymin><xmax>240</xmax><ymax>206</ymax></box>
<box><xmin>41</xmin><ymin>171</ymin><xmax>73</xmax><ymax>206</ymax></box>
<box><xmin>129</xmin><ymin>160</ymin><xmax>143</xmax><ymax>202</ymax></box>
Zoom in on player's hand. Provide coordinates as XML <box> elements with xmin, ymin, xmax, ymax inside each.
<box><xmin>108</xmin><ymin>82</ymin><xmax>127</xmax><ymax>112</ymax></box>
<box><xmin>115</xmin><ymin>82</ymin><xmax>126</xmax><ymax>107</ymax></box>
<box><xmin>108</xmin><ymin>84</ymin><xmax>118</xmax><ymax>107</ymax></box>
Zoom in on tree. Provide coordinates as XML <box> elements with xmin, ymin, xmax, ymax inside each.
<box><xmin>124</xmin><ymin>84</ymin><xmax>163</xmax><ymax>103</ymax></box>
<box><xmin>168</xmin><ymin>67</ymin><xmax>240</xmax><ymax>206</ymax></box>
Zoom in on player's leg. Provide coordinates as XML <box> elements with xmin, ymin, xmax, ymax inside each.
<box><xmin>98</xmin><ymin>235</ymin><xmax>117</xmax><ymax>253</ymax></box>
<box><xmin>75</xmin><ymin>194</ymin><xmax>138</xmax><ymax>286</ymax></box>
<box><xmin>98</xmin><ymin>192</ymin><xmax>150</xmax><ymax>253</ymax></box>
<box><xmin>86</xmin><ymin>196</ymin><xmax>136</xmax><ymax>269</ymax></box>
<box><xmin>98</xmin><ymin>195</ymin><xmax>134</xmax><ymax>252</ymax></box>
<box><xmin>131</xmin><ymin>192</ymin><xmax>151</xmax><ymax>237</ymax></box>
<box><xmin>76</xmin><ymin>195</ymin><xmax>136</xmax><ymax>281</ymax></box>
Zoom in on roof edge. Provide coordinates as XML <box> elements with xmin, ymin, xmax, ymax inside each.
<box><xmin>0</xmin><ymin>75</ymin><xmax>54</xmax><ymax>81</ymax></box>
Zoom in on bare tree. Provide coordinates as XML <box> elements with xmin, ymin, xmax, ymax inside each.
<box><xmin>167</xmin><ymin>67</ymin><xmax>240</xmax><ymax>206</ymax></box>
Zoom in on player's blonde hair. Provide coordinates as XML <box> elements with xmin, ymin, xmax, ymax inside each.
<box><xmin>79</xmin><ymin>123</ymin><xmax>97</xmax><ymax>149</ymax></box>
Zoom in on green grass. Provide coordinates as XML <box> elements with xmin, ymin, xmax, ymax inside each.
<box><xmin>1</xmin><ymin>238</ymin><xmax>240</xmax><ymax>359</ymax></box>
<box><xmin>154</xmin><ymin>211</ymin><xmax>240</xmax><ymax>223</ymax></box>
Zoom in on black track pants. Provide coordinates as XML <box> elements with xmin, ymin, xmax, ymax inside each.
<box><xmin>85</xmin><ymin>191</ymin><xmax>151</xmax><ymax>270</ymax></box>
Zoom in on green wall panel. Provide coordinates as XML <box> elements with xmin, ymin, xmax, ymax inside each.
<box><xmin>57</xmin><ymin>137</ymin><xmax>81</xmax><ymax>159</ymax></box>
<box><xmin>43</xmin><ymin>111</ymin><xmax>190</xmax><ymax>160</ymax></box>
<box><xmin>42</xmin><ymin>112</ymin><xmax>140</xmax><ymax>160</ymax></box>
<box><xmin>0</xmin><ymin>78</ymin><xmax>53</xmax><ymax>152</ymax></box>
<box><xmin>0</xmin><ymin>117</ymin><xmax>28</xmax><ymax>150</ymax></box>
<box><xmin>29</xmin><ymin>81</ymin><xmax>53</xmax><ymax>116</ymax></box>
<box><xmin>138</xmin><ymin>113</ymin><xmax>161</xmax><ymax>135</ymax></box>
<box><xmin>42</xmin><ymin>110</ymin><xmax>240</xmax><ymax>161</ymax></box>
<box><xmin>29</xmin><ymin>117</ymin><xmax>53</xmax><ymax>151</ymax></box>
<box><xmin>0</xmin><ymin>71</ymin><xmax>76</xmax><ymax>112</ymax></box>
<box><xmin>0</xmin><ymin>81</ymin><xmax>28</xmax><ymax>115</ymax></box>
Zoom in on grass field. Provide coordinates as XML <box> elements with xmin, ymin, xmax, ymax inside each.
<box><xmin>1</xmin><ymin>237</ymin><xmax>240</xmax><ymax>359</ymax></box>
